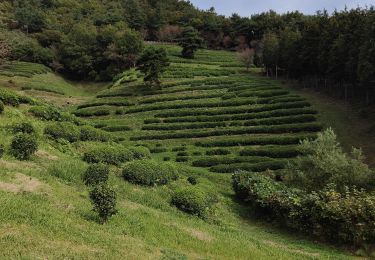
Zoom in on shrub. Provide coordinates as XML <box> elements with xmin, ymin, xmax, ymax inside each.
<box><xmin>29</xmin><ymin>105</ymin><xmax>61</xmax><ymax>121</ymax></box>
<box><xmin>89</xmin><ymin>184</ymin><xmax>117</xmax><ymax>224</ymax></box>
<box><xmin>102</xmin><ymin>125</ymin><xmax>132</xmax><ymax>132</ymax></box>
<box><xmin>0</xmin><ymin>144</ymin><xmax>4</xmax><ymax>158</ymax></box>
<box><xmin>232</xmin><ymin>172</ymin><xmax>375</xmax><ymax>247</ymax></box>
<box><xmin>176</xmin><ymin>151</ymin><xmax>188</xmax><ymax>157</ymax></box>
<box><xmin>187</xmin><ymin>176</ymin><xmax>197</xmax><ymax>185</ymax></box>
<box><xmin>0</xmin><ymin>88</ymin><xmax>20</xmax><ymax>106</ymax></box>
<box><xmin>163</xmin><ymin>156</ymin><xmax>171</xmax><ymax>161</ymax></box>
<box><xmin>285</xmin><ymin>129</ymin><xmax>375</xmax><ymax>192</ymax></box>
<box><xmin>82</xmin><ymin>164</ymin><xmax>109</xmax><ymax>186</ymax></box>
<box><xmin>122</xmin><ymin>160</ymin><xmax>178</xmax><ymax>186</ymax></box>
<box><xmin>80</xmin><ymin>125</ymin><xmax>111</xmax><ymax>142</ymax></box>
<box><xmin>171</xmin><ymin>187</ymin><xmax>216</xmax><ymax>217</ymax></box>
<box><xmin>150</xmin><ymin>147</ymin><xmax>167</xmax><ymax>153</ymax></box>
<box><xmin>176</xmin><ymin>157</ymin><xmax>189</xmax><ymax>162</ymax></box>
<box><xmin>0</xmin><ymin>100</ymin><xmax>4</xmax><ymax>114</ymax></box>
<box><xmin>206</xmin><ymin>149</ymin><xmax>231</xmax><ymax>156</ymax></box>
<box><xmin>129</xmin><ymin>146</ymin><xmax>152</xmax><ymax>159</ymax></box>
<box><xmin>10</xmin><ymin>134</ymin><xmax>38</xmax><ymax>160</ymax></box>
<box><xmin>83</xmin><ymin>145</ymin><xmax>133</xmax><ymax>166</ymax></box>
<box><xmin>172</xmin><ymin>147</ymin><xmax>187</xmax><ymax>152</ymax></box>
<box><xmin>11</xmin><ymin>122</ymin><xmax>35</xmax><ymax>134</ymax></box>
<box><xmin>44</xmin><ymin>122</ymin><xmax>80</xmax><ymax>142</ymax></box>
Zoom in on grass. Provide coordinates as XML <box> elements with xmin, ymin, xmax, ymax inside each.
<box><xmin>0</xmin><ymin>44</ymin><xmax>365</xmax><ymax>259</ymax></box>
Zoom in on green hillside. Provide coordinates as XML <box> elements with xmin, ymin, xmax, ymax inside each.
<box><xmin>0</xmin><ymin>46</ymin><xmax>359</xmax><ymax>259</ymax></box>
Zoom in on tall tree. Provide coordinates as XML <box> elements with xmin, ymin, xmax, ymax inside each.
<box><xmin>137</xmin><ymin>46</ymin><xmax>170</xmax><ymax>87</ymax></box>
<box><xmin>178</xmin><ymin>26</ymin><xmax>204</xmax><ymax>59</ymax></box>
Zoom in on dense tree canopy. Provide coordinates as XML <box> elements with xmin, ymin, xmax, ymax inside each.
<box><xmin>0</xmin><ymin>0</ymin><xmax>373</xmax><ymax>104</ymax></box>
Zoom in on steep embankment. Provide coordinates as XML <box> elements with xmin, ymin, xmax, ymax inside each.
<box><xmin>0</xmin><ymin>48</ymin><xmax>355</xmax><ymax>259</ymax></box>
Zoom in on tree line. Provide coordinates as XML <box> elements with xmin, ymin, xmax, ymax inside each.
<box><xmin>259</xmin><ymin>8</ymin><xmax>375</xmax><ymax>106</ymax></box>
<box><xmin>0</xmin><ymin>0</ymin><xmax>374</xmax><ymax>105</ymax></box>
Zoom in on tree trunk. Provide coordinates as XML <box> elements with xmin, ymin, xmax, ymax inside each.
<box><xmin>275</xmin><ymin>65</ymin><xmax>278</xmax><ymax>80</ymax></box>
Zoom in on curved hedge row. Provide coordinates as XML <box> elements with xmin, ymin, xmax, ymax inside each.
<box><xmin>239</xmin><ymin>145</ymin><xmax>302</xmax><ymax>158</ymax></box>
<box><xmin>154</xmin><ymin>101</ymin><xmax>311</xmax><ymax>118</ymax></box>
<box><xmin>138</xmin><ymin>92</ymin><xmax>224</xmax><ymax>104</ymax></box>
<box><xmin>125</xmin><ymin>96</ymin><xmax>288</xmax><ymax>114</ymax></box>
<box><xmin>195</xmin><ymin>133</ymin><xmax>317</xmax><ymax>147</ymax></box>
<box><xmin>77</xmin><ymin>100</ymin><xmax>133</xmax><ymax>109</ymax></box>
<box><xmin>142</xmin><ymin>114</ymin><xmax>316</xmax><ymax>131</ymax></box>
<box><xmin>192</xmin><ymin>156</ymin><xmax>269</xmax><ymax>167</ymax></box>
<box><xmin>210</xmin><ymin>160</ymin><xmax>288</xmax><ymax>173</ymax></box>
<box><xmin>131</xmin><ymin>122</ymin><xmax>322</xmax><ymax>141</ymax></box>
<box><xmin>157</xmin><ymin>107</ymin><xmax>317</xmax><ymax>124</ymax></box>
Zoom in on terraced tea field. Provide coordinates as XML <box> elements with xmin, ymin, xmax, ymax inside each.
<box><xmin>74</xmin><ymin>45</ymin><xmax>322</xmax><ymax>174</ymax></box>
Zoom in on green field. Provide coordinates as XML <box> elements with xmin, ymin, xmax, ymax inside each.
<box><xmin>0</xmin><ymin>46</ymin><xmax>357</xmax><ymax>259</ymax></box>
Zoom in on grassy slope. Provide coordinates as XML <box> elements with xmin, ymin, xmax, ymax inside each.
<box><xmin>272</xmin><ymin>78</ymin><xmax>375</xmax><ymax>167</ymax></box>
<box><xmin>0</xmin><ymin>55</ymin><xmax>358</xmax><ymax>259</ymax></box>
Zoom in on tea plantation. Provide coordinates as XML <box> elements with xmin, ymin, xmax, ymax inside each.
<box><xmin>76</xmin><ymin>45</ymin><xmax>321</xmax><ymax>175</ymax></box>
<box><xmin>0</xmin><ymin>46</ymin><xmax>355</xmax><ymax>259</ymax></box>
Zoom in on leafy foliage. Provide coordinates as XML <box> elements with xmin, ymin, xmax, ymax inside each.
<box><xmin>89</xmin><ymin>184</ymin><xmax>117</xmax><ymax>224</ymax></box>
<box><xmin>178</xmin><ymin>27</ymin><xmax>204</xmax><ymax>59</ymax></box>
<box><xmin>122</xmin><ymin>160</ymin><xmax>178</xmax><ymax>186</ymax></box>
<box><xmin>10</xmin><ymin>134</ymin><xmax>38</xmax><ymax>160</ymax></box>
<box><xmin>82</xmin><ymin>164</ymin><xmax>110</xmax><ymax>186</ymax></box>
<box><xmin>137</xmin><ymin>46</ymin><xmax>170</xmax><ymax>86</ymax></box>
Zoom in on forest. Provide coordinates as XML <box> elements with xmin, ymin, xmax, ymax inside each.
<box><xmin>0</xmin><ymin>0</ymin><xmax>374</xmax><ymax>105</ymax></box>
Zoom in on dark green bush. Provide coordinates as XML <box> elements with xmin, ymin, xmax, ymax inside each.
<box><xmin>176</xmin><ymin>151</ymin><xmax>188</xmax><ymax>157</ymax></box>
<box><xmin>122</xmin><ymin>160</ymin><xmax>178</xmax><ymax>186</ymax></box>
<box><xmin>187</xmin><ymin>176</ymin><xmax>197</xmax><ymax>185</ymax></box>
<box><xmin>29</xmin><ymin>105</ymin><xmax>61</xmax><ymax>121</ymax></box>
<box><xmin>10</xmin><ymin>134</ymin><xmax>38</xmax><ymax>160</ymax></box>
<box><xmin>163</xmin><ymin>156</ymin><xmax>171</xmax><ymax>161</ymax></box>
<box><xmin>44</xmin><ymin>122</ymin><xmax>80</xmax><ymax>142</ymax></box>
<box><xmin>0</xmin><ymin>100</ymin><xmax>4</xmax><ymax>114</ymax></box>
<box><xmin>171</xmin><ymin>187</ymin><xmax>216</xmax><ymax>217</ymax></box>
<box><xmin>102</xmin><ymin>125</ymin><xmax>132</xmax><ymax>132</ymax></box>
<box><xmin>11</xmin><ymin>122</ymin><xmax>35</xmax><ymax>134</ymax></box>
<box><xmin>83</xmin><ymin>145</ymin><xmax>133</xmax><ymax>166</ymax></box>
<box><xmin>82</xmin><ymin>164</ymin><xmax>109</xmax><ymax>186</ymax></box>
<box><xmin>150</xmin><ymin>147</ymin><xmax>167</xmax><ymax>153</ymax></box>
<box><xmin>80</xmin><ymin>125</ymin><xmax>111</xmax><ymax>142</ymax></box>
<box><xmin>89</xmin><ymin>184</ymin><xmax>117</xmax><ymax>224</ymax></box>
<box><xmin>172</xmin><ymin>147</ymin><xmax>187</xmax><ymax>152</ymax></box>
<box><xmin>206</xmin><ymin>149</ymin><xmax>231</xmax><ymax>156</ymax></box>
<box><xmin>232</xmin><ymin>172</ymin><xmax>375</xmax><ymax>247</ymax></box>
<box><xmin>176</xmin><ymin>156</ymin><xmax>189</xmax><ymax>162</ymax></box>
<box><xmin>129</xmin><ymin>146</ymin><xmax>152</xmax><ymax>159</ymax></box>
<box><xmin>0</xmin><ymin>144</ymin><xmax>4</xmax><ymax>158</ymax></box>
<box><xmin>74</xmin><ymin>108</ymin><xmax>110</xmax><ymax>117</ymax></box>
<box><xmin>0</xmin><ymin>88</ymin><xmax>20</xmax><ymax>106</ymax></box>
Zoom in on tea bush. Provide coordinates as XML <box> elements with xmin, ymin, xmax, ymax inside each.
<box><xmin>0</xmin><ymin>144</ymin><xmax>4</xmax><ymax>158</ymax></box>
<box><xmin>80</xmin><ymin>125</ymin><xmax>111</xmax><ymax>142</ymax></box>
<box><xmin>83</xmin><ymin>145</ymin><xmax>133</xmax><ymax>165</ymax></box>
<box><xmin>82</xmin><ymin>163</ymin><xmax>109</xmax><ymax>186</ymax></box>
<box><xmin>90</xmin><ymin>184</ymin><xmax>117</xmax><ymax>224</ymax></box>
<box><xmin>122</xmin><ymin>160</ymin><xmax>178</xmax><ymax>186</ymax></box>
<box><xmin>12</xmin><ymin>122</ymin><xmax>35</xmax><ymax>134</ymax></box>
<box><xmin>171</xmin><ymin>187</ymin><xmax>216</xmax><ymax>217</ymax></box>
<box><xmin>129</xmin><ymin>146</ymin><xmax>152</xmax><ymax>159</ymax></box>
<box><xmin>10</xmin><ymin>134</ymin><xmax>38</xmax><ymax>160</ymax></box>
<box><xmin>44</xmin><ymin>122</ymin><xmax>80</xmax><ymax>142</ymax></box>
<box><xmin>0</xmin><ymin>100</ymin><xmax>4</xmax><ymax>114</ymax></box>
